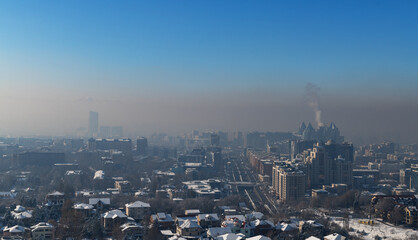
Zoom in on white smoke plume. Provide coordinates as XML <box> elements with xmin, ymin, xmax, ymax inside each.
<box><xmin>305</xmin><ymin>83</ymin><xmax>324</xmax><ymax>127</ymax></box>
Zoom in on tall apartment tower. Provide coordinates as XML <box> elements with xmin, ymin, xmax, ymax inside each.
<box><xmin>210</xmin><ymin>134</ymin><xmax>220</xmax><ymax>146</ymax></box>
<box><xmin>304</xmin><ymin>142</ymin><xmax>353</xmax><ymax>188</ymax></box>
<box><xmin>137</xmin><ymin>137</ymin><xmax>148</xmax><ymax>155</ymax></box>
<box><xmin>305</xmin><ymin>144</ymin><xmax>331</xmax><ymax>188</ymax></box>
<box><xmin>272</xmin><ymin>164</ymin><xmax>306</xmax><ymax>202</ymax></box>
<box><xmin>88</xmin><ymin>111</ymin><xmax>99</xmax><ymax>137</ymax></box>
<box><xmin>211</xmin><ymin>151</ymin><xmax>223</xmax><ymax>170</ymax></box>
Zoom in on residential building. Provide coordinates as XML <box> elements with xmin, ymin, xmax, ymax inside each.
<box><xmin>31</xmin><ymin>222</ymin><xmax>54</xmax><ymax>240</ymax></box>
<box><xmin>45</xmin><ymin>191</ymin><xmax>65</xmax><ymax>206</ymax></box>
<box><xmin>101</xmin><ymin>210</ymin><xmax>128</xmax><ymax>232</ymax></box>
<box><xmin>125</xmin><ymin>201</ymin><xmax>151</xmax><ymax>220</ymax></box>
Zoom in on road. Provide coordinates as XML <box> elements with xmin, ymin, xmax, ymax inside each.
<box><xmin>225</xmin><ymin>154</ymin><xmax>278</xmax><ymax>215</ymax></box>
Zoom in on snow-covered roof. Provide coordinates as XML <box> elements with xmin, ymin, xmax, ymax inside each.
<box><xmin>74</xmin><ymin>203</ymin><xmax>94</xmax><ymax>210</ymax></box>
<box><xmin>250</xmin><ymin>219</ymin><xmax>274</xmax><ymax>228</ymax></box>
<box><xmin>3</xmin><ymin>225</ymin><xmax>25</xmax><ymax>233</ymax></box>
<box><xmin>160</xmin><ymin>230</ymin><xmax>175</xmax><ymax>236</ymax></box>
<box><xmin>102</xmin><ymin>209</ymin><xmax>127</xmax><ymax>219</ymax></box>
<box><xmin>207</xmin><ymin>227</ymin><xmax>231</xmax><ymax>237</ymax></box>
<box><xmin>217</xmin><ymin>233</ymin><xmax>245</xmax><ymax>240</ymax></box>
<box><xmin>245</xmin><ymin>211</ymin><xmax>264</xmax><ymax>220</ymax></box>
<box><xmin>324</xmin><ymin>233</ymin><xmax>346</xmax><ymax>240</ymax></box>
<box><xmin>306</xmin><ymin>236</ymin><xmax>321</xmax><ymax>240</ymax></box>
<box><xmin>89</xmin><ymin>198</ymin><xmax>110</xmax><ymax>205</ymax></box>
<box><xmin>125</xmin><ymin>200</ymin><xmax>150</xmax><ymax>208</ymax></box>
<box><xmin>12</xmin><ymin>210</ymin><xmax>32</xmax><ymax>219</ymax></box>
<box><xmin>198</xmin><ymin>213</ymin><xmax>219</xmax><ymax>221</ymax></box>
<box><xmin>224</xmin><ymin>215</ymin><xmax>245</xmax><ymax>222</ymax></box>
<box><xmin>247</xmin><ymin>236</ymin><xmax>271</xmax><ymax>240</ymax></box>
<box><xmin>278</xmin><ymin>223</ymin><xmax>298</xmax><ymax>232</ymax></box>
<box><xmin>305</xmin><ymin>220</ymin><xmax>324</xmax><ymax>228</ymax></box>
<box><xmin>31</xmin><ymin>222</ymin><xmax>54</xmax><ymax>231</ymax></box>
<box><xmin>94</xmin><ymin>170</ymin><xmax>105</xmax><ymax>180</ymax></box>
<box><xmin>152</xmin><ymin>212</ymin><xmax>174</xmax><ymax>222</ymax></box>
<box><xmin>14</xmin><ymin>205</ymin><xmax>26</xmax><ymax>212</ymax></box>
<box><xmin>120</xmin><ymin>222</ymin><xmax>143</xmax><ymax>232</ymax></box>
<box><xmin>47</xmin><ymin>191</ymin><xmax>64</xmax><ymax>196</ymax></box>
<box><xmin>185</xmin><ymin>209</ymin><xmax>200</xmax><ymax>215</ymax></box>
<box><xmin>179</xmin><ymin>219</ymin><xmax>201</xmax><ymax>229</ymax></box>
<box><xmin>168</xmin><ymin>236</ymin><xmax>187</xmax><ymax>240</ymax></box>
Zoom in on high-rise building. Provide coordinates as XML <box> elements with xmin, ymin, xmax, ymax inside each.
<box><xmin>324</xmin><ymin>141</ymin><xmax>354</xmax><ymax>162</ymax></box>
<box><xmin>289</xmin><ymin>140</ymin><xmax>316</xmax><ymax>160</ymax></box>
<box><xmin>300</xmin><ymin>122</ymin><xmax>344</xmax><ymax>143</ymax></box>
<box><xmin>409</xmin><ymin>165</ymin><xmax>418</xmax><ymax>190</ymax></box>
<box><xmin>272</xmin><ymin>163</ymin><xmax>306</xmax><ymax>202</ymax></box>
<box><xmin>89</xmin><ymin>111</ymin><xmax>99</xmax><ymax>137</ymax></box>
<box><xmin>305</xmin><ymin>144</ymin><xmax>331</xmax><ymax>187</ymax></box>
<box><xmin>400</xmin><ymin>168</ymin><xmax>411</xmax><ymax>186</ymax></box>
<box><xmin>137</xmin><ymin>137</ymin><xmax>148</xmax><ymax>155</ymax></box>
<box><xmin>211</xmin><ymin>151</ymin><xmax>223</xmax><ymax>171</ymax></box>
<box><xmin>304</xmin><ymin>142</ymin><xmax>353</xmax><ymax>188</ymax></box>
<box><xmin>210</xmin><ymin>134</ymin><xmax>220</xmax><ymax>146</ymax></box>
<box><xmin>333</xmin><ymin>156</ymin><xmax>353</xmax><ymax>187</ymax></box>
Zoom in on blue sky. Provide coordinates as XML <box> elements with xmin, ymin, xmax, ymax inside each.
<box><xmin>1</xmin><ymin>0</ymin><xmax>418</xmax><ymax>93</ymax></box>
<box><xmin>0</xmin><ymin>1</ymin><xmax>418</xmax><ymax>142</ymax></box>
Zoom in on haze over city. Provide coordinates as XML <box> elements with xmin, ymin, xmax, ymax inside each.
<box><xmin>1</xmin><ymin>1</ymin><xmax>418</xmax><ymax>144</ymax></box>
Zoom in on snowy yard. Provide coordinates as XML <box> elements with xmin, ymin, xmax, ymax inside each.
<box><xmin>332</xmin><ymin>218</ymin><xmax>418</xmax><ymax>240</ymax></box>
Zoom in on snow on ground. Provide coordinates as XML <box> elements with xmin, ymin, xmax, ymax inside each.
<box><xmin>332</xmin><ymin>218</ymin><xmax>418</xmax><ymax>240</ymax></box>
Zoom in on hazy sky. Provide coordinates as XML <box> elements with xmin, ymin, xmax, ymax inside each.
<box><xmin>0</xmin><ymin>1</ymin><xmax>418</xmax><ymax>144</ymax></box>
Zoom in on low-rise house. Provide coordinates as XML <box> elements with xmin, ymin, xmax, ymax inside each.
<box><xmin>207</xmin><ymin>227</ymin><xmax>232</xmax><ymax>239</ymax></box>
<box><xmin>120</xmin><ymin>222</ymin><xmax>144</xmax><ymax>239</ymax></box>
<box><xmin>45</xmin><ymin>191</ymin><xmax>65</xmax><ymax>206</ymax></box>
<box><xmin>299</xmin><ymin>220</ymin><xmax>324</xmax><ymax>238</ymax></box>
<box><xmin>247</xmin><ymin>236</ymin><xmax>271</xmax><ymax>240</ymax></box>
<box><xmin>324</xmin><ymin>233</ymin><xmax>346</xmax><ymax>240</ymax></box>
<box><xmin>150</xmin><ymin>212</ymin><xmax>175</xmax><ymax>230</ymax></box>
<box><xmin>115</xmin><ymin>180</ymin><xmax>131</xmax><ymax>193</ymax></box>
<box><xmin>168</xmin><ymin>236</ymin><xmax>187</xmax><ymax>240</ymax></box>
<box><xmin>306</xmin><ymin>236</ymin><xmax>321</xmax><ymax>240</ymax></box>
<box><xmin>125</xmin><ymin>201</ymin><xmax>150</xmax><ymax>220</ymax></box>
<box><xmin>31</xmin><ymin>222</ymin><xmax>54</xmax><ymax>240</ymax></box>
<box><xmin>73</xmin><ymin>203</ymin><xmax>94</xmax><ymax>218</ymax></box>
<box><xmin>101</xmin><ymin>209</ymin><xmax>128</xmax><ymax>232</ymax></box>
<box><xmin>184</xmin><ymin>209</ymin><xmax>200</xmax><ymax>216</ymax></box>
<box><xmin>0</xmin><ymin>191</ymin><xmax>16</xmax><ymax>199</ymax></box>
<box><xmin>197</xmin><ymin>213</ymin><xmax>220</xmax><ymax>228</ymax></box>
<box><xmin>245</xmin><ymin>212</ymin><xmax>264</xmax><ymax>221</ymax></box>
<box><xmin>276</xmin><ymin>221</ymin><xmax>299</xmax><ymax>239</ymax></box>
<box><xmin>89</xmin><ymin>198</ymin><xmax>110</xmax><ymax>213</ymax></box>
<box><xmin>216</xmin><ymin>233</ymin><xmax>245</xmax><ymax>240</ymax></box>
<box><xmin>276</xmin><ymin>222</ymin><xmax>298</xmax><ymax>232</ymax></box>
<box><xmin>250</xmin><ymin>219</ymin><xmax>274</xmax><ymax>236</ymax></box>
<box><xmin>11</xmin><ymin>205</ymin><xmax>33</xmax><ymax>225</ymax></box>
<box><xmin>221</xmin><ymin>216</ymin><xmax>252</xmax><ymax>238</ymax></box>
<box><xmin>176</xmin><ymin>219</ymin><xmax>203</xmax><ymax>237</ymax></box>
<box><xmin>176</xmin><ymin>216</ymin><xmax>199</xmax><ymax>229</ymax></box>
<box><xmin>2</xmin><ymin>225</ymin><xmax>28</xmax><ymax>238</ymax></box>
<box><xmin>405</xmin><ymin>206</ymin><xmax>418</xmax><ymax>226</ymax></box>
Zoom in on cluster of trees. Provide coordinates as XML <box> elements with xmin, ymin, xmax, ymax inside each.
<box><xmin>308</xmin><ymin>190</ymin><xmax>373</xmax><ymax>212</ymax></box>
<box><xmin>373</xmin><ymin>198</ymin><xmax>404</xmax><ymax>226</ymax></box>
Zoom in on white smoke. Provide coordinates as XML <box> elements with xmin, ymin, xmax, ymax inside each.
<box><xmin>305</xmin><ymin>83</ymin><xmax>324</xmax><ymax>127</ymax></box>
